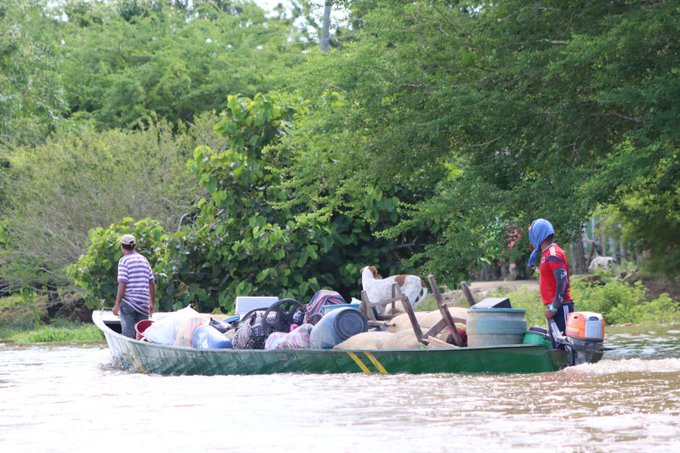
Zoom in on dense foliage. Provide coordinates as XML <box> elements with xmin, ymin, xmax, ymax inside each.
<box><xmin>0</xmin><ymin>0</ymin><xmax>677</xmax><ymax>319</ymax></box>
<box><xmin>282</xmin><ymin>0</ymin><xmax>680</xmax><ymax>286</ymax></box>
<box><xmin>60</xmin><ymin>0</ymin><xmax>307</xmax><ymax>130</ymax></box>
<box><xmin>0</xmin><ymin>116</ymin><xmax>225</xmax><ymax>293</ymax></box>
<box><xmin>68</xmin><ymin>217</ymin><xmax>167</xmax><ymax>308</ymax></box>
<box><xmin>0</xmin><ymin>1</ymin><xmax>65</xmax><ymax>146</ymax></box>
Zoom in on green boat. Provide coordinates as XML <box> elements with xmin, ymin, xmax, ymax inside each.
<box><xmin>93</xmin><ymin>310</ymin><xmax>578</xmax><ymax>375</ymax></box>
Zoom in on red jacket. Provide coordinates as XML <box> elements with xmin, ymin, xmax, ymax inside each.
<box><xmin>539</xmin><ymin>243</ymin><xmax>572</xmax><ymax>306</ymax></box>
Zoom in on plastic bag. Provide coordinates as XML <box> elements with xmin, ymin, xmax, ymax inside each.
<box><xmin>143</xmin><ymin>306</ymin><xmax>201</xmax><ymax>345</ymax></box>
<box><xmin>264</xmin><ymin>324</ymin><xmax>314</xmax><ymax>350</ymax></box>
<box><xmin>173</xmin><ymin>316</ymin><xmax>209</xmax><ymax>347</ymax></box>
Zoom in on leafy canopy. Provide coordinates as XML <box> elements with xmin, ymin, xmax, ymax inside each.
<box><xmin>279</xmin><ymin>0</ymin><xmax>680</xmax><ymax>283</ymax></box>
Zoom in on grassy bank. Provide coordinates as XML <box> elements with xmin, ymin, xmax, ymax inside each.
<box><xmin>0</xmin><ymin>294</ymin><xmax>103</xmax><ymax>344</ymax></box>
<box><xmin>492</xmin><ymin>276</ymin><xmax>680</xmax><ymax>327</ymax></box>
<box><xmin>0</xmin><ymin>323</ymin><xmax>102</xmax><ymax>344</ymax></box>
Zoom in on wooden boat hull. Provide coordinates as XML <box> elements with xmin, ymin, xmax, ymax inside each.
<box><xmin>93</xmin><ymin>311</ymin><xmax>571</xmax><ymax>375</ymax></box>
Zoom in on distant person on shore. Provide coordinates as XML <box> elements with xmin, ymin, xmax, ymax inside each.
<box><xmin>112</xmin><ymin>234</ymin><xmax>156</xmax><ymax>338</ymax></box>
<box><xmin>528</xmin><ymin>219</ymin><xmax>574</xmax><ymax>340</ymax></box>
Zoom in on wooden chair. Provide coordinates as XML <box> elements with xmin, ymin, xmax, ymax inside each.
<box><xmin>399</xmin><ymin>275</ymin><xmax>466</xmax><ymax>348</ymax></box>
<box><xmin>360</xmin><ymin>276</ymin><xmax>466</xmax><ymax>348</ymax></box>
<box><xmin>359</xmin><ymin>285</ymin><xmax>402</xmax><ymax>329</ymax></box>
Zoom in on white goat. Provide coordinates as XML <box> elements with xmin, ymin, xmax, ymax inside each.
<box><xmin>588</xmin><ymin>256</ymin><xmax>616</xmax><ymax>272</ymax></box>
<box><xmin>360</xmin><ymin>266</ymin><xmax>428</xmax><ymax>313</ymax></box>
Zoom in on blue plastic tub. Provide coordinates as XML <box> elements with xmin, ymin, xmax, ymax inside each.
<box><xmin>321</xmin><ymin>302</ymin><xmax>361</xmax><ymax>315</ymax></box>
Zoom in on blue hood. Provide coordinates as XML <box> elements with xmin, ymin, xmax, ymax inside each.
<box><xmin>528</xmin><ymin>219</ymin><xmax>554</xmax><ymax>267</ymax></box>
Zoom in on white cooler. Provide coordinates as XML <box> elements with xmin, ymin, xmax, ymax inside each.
<box><xmin>235</xmin><ymin>296</ymin><xmax>278</xmax><ymax>317</ymax></box>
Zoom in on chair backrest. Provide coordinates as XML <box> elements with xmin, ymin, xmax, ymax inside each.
<box><xmin>393</xmin><ymin>276</ymin><xmax>466</xmax><ymax>348</ymax></box>
<box><xmin>359</xmin><ymin>284</ymin><xmax>402</xmax><ymax>321</ymax></box>
<box><xmin>359</xmin><ymin>278</ymin><xmax>466</xmax><ymax>348</ymax></box>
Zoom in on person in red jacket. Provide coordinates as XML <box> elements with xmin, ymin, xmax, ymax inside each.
<box><xmin>529</xmin><ymin>219</ymin><xmax>574</xmax><ymax>340</ymax></box>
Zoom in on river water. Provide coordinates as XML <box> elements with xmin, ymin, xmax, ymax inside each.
<box><xmin>1</xmin><ymin>324</ymin><xmax>679</xmax><ymax>453</ymax></box>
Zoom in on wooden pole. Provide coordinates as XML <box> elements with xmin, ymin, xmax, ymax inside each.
<box><xmin>460</xmin><ymin>281</ymin><xmax>476</xmax><ymax>307</ymax></box>
<box><xmin>399</xmin><ymin>285</ymin><xmax>424</xmax><ymax>344</ymax></box>
<box><xmin>360</xmin><ymin>291</ymin><xmax>376</xmax><ymax>321</ymax></box>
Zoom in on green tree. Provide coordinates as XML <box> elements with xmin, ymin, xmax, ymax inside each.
<box><xmin>155</xmin><ymin>92</ymin><xmax>403</xmax><ymax>312</ymax></box>
<box><xmin>68</xmin><ymin>217</ymin><xmax>167</xmax><ymax>308</ymax></box>
<box><xmin>279</xmin><ymin>0</ymin><xmax>680</xmax><ymax>283</ymax></box>
<box><xmin>0</xmin><ymin>1</ymin><xmax>66</xmax><ymax>146</ymax></box>
<box><xmin>59</xmin><ymin>0</ymin><xmax>308</xmax><ymax>130</ymax></box>
<box><xmin>1</xmin><ymin>115</ymin><xmax>226</xmax><ymax>292</ymax></box>
<box><xmin>276</xmin><ymin>1</ymin><xmax>482</xmax><ymax>286</ymax></box>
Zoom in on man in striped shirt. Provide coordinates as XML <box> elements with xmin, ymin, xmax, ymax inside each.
<box><xmin>112</xmin><ymin>234</ymin><xmax>156</xmax><ymax>338</ymax></box>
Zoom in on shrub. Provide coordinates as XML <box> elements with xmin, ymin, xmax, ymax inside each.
<box><xmin>68</xmin><ymin>218</ymin><xmax>167</xmax><ymax>309</ymax></box>
<box><xmin>499</xmin><ymin>278</ymin><xmax>680</xmax><ymax>326</ymax></box>
<box><xmin>495</xmin><ymin>287</ymin><xmax>546</xmax><ymax>328</ymax></box>
<box><xmin>1</xmin><ymin>116</ymin><xmax>224</xmax><ymax>293</ymax></box>
<box><xmin>572</xmin><ymin>279</ymin><xmax>645</xmax><ymax>323</ymax></box>
<box><xmin>0</xmin><ymin>293</ymin><xmax>48</xmax><ymax>330</ymax></box>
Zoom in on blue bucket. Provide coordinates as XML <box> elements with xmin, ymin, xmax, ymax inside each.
<box><xmin>466</xmin><ymin>308</ymin><xmax>527</xmax><ymax>347</ymax></box>
<box><xmin>310</xmin><ymin>307</ymin><xmax>368</xmax><ymax>349</ymax></box>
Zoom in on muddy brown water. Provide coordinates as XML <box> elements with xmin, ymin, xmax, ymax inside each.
<box><xmin>1</xmin><ymin>324</ymin><xmax>678</xmax><ymax>453</ymax></box>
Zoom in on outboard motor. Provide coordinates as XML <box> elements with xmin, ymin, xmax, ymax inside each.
<box><xmin>549</xmin><ymin>312</ymin><xmax>605</xmax><ymax>366</ymax></box>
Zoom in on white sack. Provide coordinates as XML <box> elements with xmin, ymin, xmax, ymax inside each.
<box><xmin>144</xmin><ymin>306</ymin><xmax>201</xmax><ymax>345</ymax></box>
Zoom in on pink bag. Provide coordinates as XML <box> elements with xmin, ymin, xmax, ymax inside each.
<box><xmin>264</xmin><ymin>324</ymin><xmax>314</xmax><ymax>350</ymax></box>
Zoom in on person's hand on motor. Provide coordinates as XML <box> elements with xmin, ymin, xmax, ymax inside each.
<box><xmin>545</xmin><ymin>304</ymin><xmax>557</xmax><ymax>319</ymax></box>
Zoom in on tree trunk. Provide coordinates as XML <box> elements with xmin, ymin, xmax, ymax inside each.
<box><xmin>570</xmin><ymin>236</ymin><xmax>587</xmax><ymax>275</ymax></box>
<box><xmin>320</xmin><ymin>2</ymin><xmax>332</xmax><ymax>51</ymax></box>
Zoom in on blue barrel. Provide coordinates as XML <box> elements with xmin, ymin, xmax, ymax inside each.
<box><xmin>466</xmin><ymin>308</ymin><xmax>527</xmax><ymax>347</ymax></box>
<box><xmin>310</xmin><ymin>307</ymin><xmax>368</xmax><ymax>349</ymax></box>
<box><xmin>192</xmin><ymin>324</ymin><xmax>233</xmax><ymax>349</ymax></box>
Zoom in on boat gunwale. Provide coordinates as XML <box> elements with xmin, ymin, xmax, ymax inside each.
<box><xmin>93</xmin><ymin>309</ymin><xmax>551</xmax><ymax>355</ymax></box>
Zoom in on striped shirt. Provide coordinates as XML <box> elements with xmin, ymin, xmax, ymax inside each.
<box><xmin>117</xmin><ymin>251</ymin><xmax>155</xmax><ymax>315</ymax></box>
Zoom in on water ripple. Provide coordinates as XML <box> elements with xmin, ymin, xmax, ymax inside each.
<box><xmin>0</xmin><ymin>325</ymin><xmax>678</xmax><ymax>453</ymax></box>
